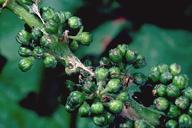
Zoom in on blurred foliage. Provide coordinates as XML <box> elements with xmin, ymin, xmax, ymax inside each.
<box><xmin>0</xmin><ymin>0</ymin><xmax>192</xmax><ymax>127</ymax></box>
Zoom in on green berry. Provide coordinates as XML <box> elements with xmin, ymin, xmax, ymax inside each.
<box><xmin>91</xmin><ymin>102</ymin><xmax>104</xmax><ymax>115</ymax></box>
<box><xmin>133</xmin><ymin>55</ymin><xmax>146</xmax><ymax>68</ymax></box>
<box><xmin>117</xmin><ymin>44</ymin><xmax>128</xmax><ymax>56</ymax></box>
<box><xmin>77</xmin><ymin>32</ymin><xmax>92</xmax><ymax>45</ymax></box>
<box><xmin>79</xmin><ymin>102</ymin><xmax>90</xmax><ymax>117</ymax></box>
<box><xmin>68</xmin><ymin>16</ymin><xmax>82</xmax><ymax>29</ymax></box>
<box><xmin>31</xmin><ymin>27</ymin><xmax>42</xmax><ymax>40</ymax></box>
<box><xmin>95</xmin><ymin>67</ymin><xmax>109</xmax><ymax>81</ymax></box>
<box><xmin>119</xmin><ymin>120</ymin><xmax>134</xmax><ymax>128</ymax></box>
<box><xmin>18</xmin><ymin>57</ymin><xmax>34</xmax><ymax>72</ymax></box>
<box><xmin>170</xmin><ymin>63</ymin><xmax>181</xmax><ymax>76</ymax></box>
<box><xmin>64</xmin><ymin>12</ymin><xmax>72</xmax><ymax>20</ymax></box>
<box><xmin>106</xmin><ymin>78</ymin><xmax>121</xmax><ymax>93</ymax></box>
<box><xmin>152</xmin><ymin>84</ymin><xmax>167</xmax><ymax>97</ymax></box>
<box><xmin>42</xmin><ymin>7</ymin><xmax>55</xmax><ymax>21</ymax></box>
<box><xmin>66</xmin><ymin>80</ymin><xmax>75</xmax><ymax>91</ymax></box>
<box><xmin>134</xmin><ymin>120</ymin><xmax>148</xmax><ymax>128</ymax></box>
<box><xmin>93</xmin><ymin>115</ymin><xmax>108</xmax><ymax>126</ymax></box>
<box><xmin>116</xmin><ymin>91</ymin><xmax>128</xmax><ymax>102</ymax></box>
<box><xmin>109</xmin><ymin>67</ymin><xmax>121</xmax><ymax>78</ymax></box>
<box><xmin>175</xmin><ymin>96</ymin><xmax>189</xmax><ymax>110</ymax></box>
<box><xmin>18</xmin><ymin>46</ymin><xmax>32</xmax><ymax>57</ymax></box>
<box><xmin>57</xmin><ymin>11</ymin><xmax>66</xmax><ymax>23</ymax></box>
<box><xmin>68</xmin><ymin>91</ymin><xmax>85</xmax><ymax>106</ymax></box>
<box><xmin>183</xmin><ymin>87</ymin><xmax>192</xmax><ymax>100</ymax></box>
<box><xmin>43</xmin><ymin>54</ymin><xmax>57</xmax><ymax>68</ymax></box>
<box><xmin>99</xmin><ymin>57</ymin><xmax>111</xmax><ymax>66</ymax></box>
<box><xmin>109</xmin><ymin>48</ymin><xmax>123</xmax><ymax>63</ymax></box>
<box><xmin>179</xmin><ymin>114</ymin><xmax>192</xmax><ymax>128</ymax></box>
<box><xmin>33</xmin><ymin>47</ymin><xmax>44</xmax><ymax>59</ymax></box>
<box><xmin>154</xmin><ymin>97</ymin><xmax>169</xmax><ymax>111</ymax></box>
<box><xmin>45</xmin><ymin>19</ymin><xmax>59</xmax><ymax>33</ymax></box>
<box><xmin>108</xmin><ymin>100</ymin><xmax>123</xmax><ymax>114</ymax></box>
<box><xmin>166</xmin><ymin>84</ymin><xmax>180</xmax><ymax>98</ymax></box>
<box><xmin>125</xmin><ymin>50</ymin><xmax>137</xmax><ymax>63</ymax></box>
<box><xmin>16</xmin><ymin>30</ymin><xmax>31</xmax><ymax>45</ymax></box>
<box><xmin>69</xmin><ymin>40</ymin><xmax>79</xmax><ymax>51</ymax></box>
<box><xmin>173</xmin><ymin>75</ymin><xmax>188</xmax><ymax>90</ymax></box>
<box><xmin>65</xmin><ymin>104</ymin><xmax>73</xmax><ymax>112</ymax></box>
<box><xmin>165</xmin><ymin>120</ymin><xmax>178</xmax><ymax>128</ymax></box>
<box><xmin>167</xmin><ymin>104</ymin><xmax>181</xmax><ymax>118</ymax></box>
<box><xmin>160</xmin><ymin>71</ymin><xmax>173</xmax><ymax>84</ymax></box>
<box><xmin>148</xmin><ymin>66</ymin><xmax>160</xmax><ymax>83</ymax></box>
<box><xmin>158</xmin><ymin>64</ymin><xmax>169</xmax><ymax>73</ymax></box>
<box><xmin>133</xmin><ymin>72</ymin><xmax>147</xmax><ymax>85</ymax></box>
<box><xmin>188</xmin><ymin>104</ymin><xmax>192</xmax><ymax>116</ymax></box>
<box><xmin>175</xmin><ymin>96</ymin><xmax>189</xmax><ymax>109</ymax></box>
<box><xmin>83</xmin><ymin>81</ymin><xmax>96</xmax><ymax>94</ymax></box>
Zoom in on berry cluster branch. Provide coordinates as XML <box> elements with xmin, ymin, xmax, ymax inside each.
<box><xmin>5</xmin><ymin>0</ymin><xmax>94</xmax><ymax>76</ymax></box>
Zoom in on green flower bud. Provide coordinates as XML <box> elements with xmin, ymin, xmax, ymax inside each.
<box><xmin>173</xmin><ymin>75</ymin><xmax>188</xmax><ymax>90</ymax></box>
<box><xmin>95</xmin><ymin>67</ymin><xmax>109</xmax><ymax>81</ymax></box>
<box><xmin>64</xmin><ymin>12</ymin><xmax>72</xmax><ymax>20</ymax></box>
<box><xmin>179</xmin><ymin>114</ymin><xmax>192</xmax><ymax>128</ymax></box>
<box><xmin>33</xmin><ymin>47</ymin><xmax>44</xmax><ymax>59</ymax></box>
<box><xmin>109</xmin><ymin>67</ymin><xmax>121</xmax><ymax>78</ymax></box>
<box><xmin>133</xmin><ymin>55</ymin><xmax>146</xmax><ymax>68</ymax></box>
<box><xmin>158</xmin><ymin>64</ymin><xmax>169</xmax><ymax>74</ymax></box>
<box><xmin>68</xmin><ymin>16</ymin><xmax>82</xmax><ymax>29</ymax></box>
<box><xmin>188</xmin><ymin>104</ymin><xmax>192</xmax><ymax>116</ymax></box>
<box><xmin>116</xmin><ymin>91</ymin><xmax>128</xmax><ymax>102</ymax></box>
<box><xmin>66</xmin><ymin>80</ymin><xmax>75</xmax><ymax>91</ymax></box>
<box><xmin>68</xmin><ymin>91</ymin><xmax>85</xmax><ymax>106</ymax></box>
<box><xmin>154</xmin><ymin>97</ymin><xmax>169</xmax><ymax>111</ymax></box>
<box><xmin>183</xmin><ymin>87</ymin><xmax>192</xmax><ymax>100</ymax></box>
<box><xmin>18</xmin><ymin>57</ymin><xmax>34</xmax><ymax>72</ymax></box>
<box><xmin>43</xmin><ymin>53</ymin><xmax>57</xmax><ymax>68</ymax></box>
<box><xmin>148</xmin><ymin>66</ymin><xmax>160</xmax><ymax>83</ymax></box>
<box><xmin>165</xmin><ymin>120</ymin><xmax>178</xmax><ymax>128</ymax></box>
<box><xmin>106</xmin><ymin>78</ymin><xmax>121</xmax><ymax>93</ymax></box>
<box><xmin>109</xmin><ymin>48</ymin><xmax>123</xmax><ymax>63</ymax></box>
<box><xmin>16</xmin><ymin>30</ymin><xmax>31</xmax><ymax>45</ymax></box>
<box><xmin>69</xmin><ymin>40</ymin><xmax>79</xmax><ymax>51</ymax></box>
<box><xmin>167</xmin><ymin>104</ymin><xmax>181</xmax><ymax>118</ymax></box>
<box><xmin>77</xmin><ymin>32</ymin><xmax>92</xmax><ymax>45</ymax></box>
<box><xmin>125</xmin><ymin>50</ymin><xmax>137</xmax><ymax>63</ymax></box>
<box><xmin>117</xmin><ymin>44</ymin><xmax>128</xmax><ymax>56</ymax></box>
<box><xmin>119</xmin><ymin>120</ymin><xmax>134</xmax><ymax>128</ymax></box>
<box><xmin>91</xmin><ymin>102</ymin><xmax>104</xmax><ymax>115</ymax></box>
<box><xmin>134</xmin><ymin>120</ymin><xmax>148</xmax><ymax>128</ymax></box>
<box><xmin>45</xmin><ymin>19</ymin><xmax>59</xmax><ymax>34</ymax></box>
<box><xmin>133</xmin><ymin>72</ymin><xmax>148</xmax><ymax>86</ymax></box>
<box><xmin>93</xmin><ymin>115</ymin><xmax>108</xmax><ymax>126</ymax></box>
<box><xmin>99</xmin><ymin>57</ymin><xmax>111</xmax><ymax>66</ymax></box>
<box><xmin>108</xmin><ymin>100</ymin><xmax>123</xmax><ymax>114</ymax></box>
<box><xmin>166</xmin><ymin>84</ymin><xmax>180</xmax><ymax>98</ymax></box>
<box><xmin>170</xmin><ymin>63</ymin><xmax>181</xmax><ymax>76</ymax></box>
<box><xmin>79</xmin><ymin>102</ymin><xmax>90</xmax><ymax>117</ymax></box>
<box><xmin>152</xmin><ymin>84</ymin><xmax>166</xmax><ymax>97</ymax></box>
<box><xmin>42</xmin><ymin>7</ymin><xmax>55</xmax><ymax>21</ymax></box>
<box><xmin>175</xmin><ymin>96</ymin><xmax>189</xmax><ymax>110</ymax></box>
<box><xmin>160</xmin><ymin>71</ymin><xmax>173</xmax><ymax>84</ymax></box>
<box><xmin>18</xmin><ymin>46</ymin><xmax>32</xmax><ymax>57</ymax></box>
<box><xmin>31</xmin><ymin>27</ymin><xmax>42</xmax><ymax>40</ymax></box>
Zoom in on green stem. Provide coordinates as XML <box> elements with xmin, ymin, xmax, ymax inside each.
<box><xmin>7</xmin><ymin>1</ymin><xmax>43</xmax><ymax>28</ymax></box>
